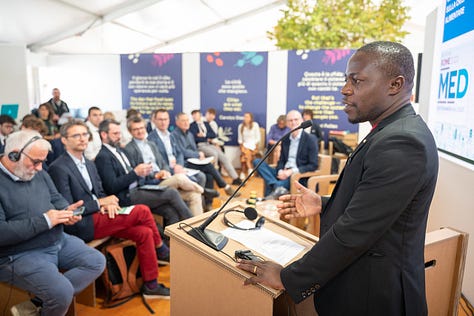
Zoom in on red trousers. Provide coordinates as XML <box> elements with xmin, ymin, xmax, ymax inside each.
<box><xmin>93</xmin><ymin>204</ymin><xmax>161</xmax><ymax>282</ymax></box>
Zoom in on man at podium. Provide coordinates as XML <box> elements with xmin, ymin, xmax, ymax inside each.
<box><xmin>238</xmin><ymin>41</ymin><xmax>438</xmax><ymax>316</ymax></box>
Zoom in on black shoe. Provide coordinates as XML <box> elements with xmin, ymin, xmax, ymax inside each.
<box><xmin>203</xmin><ymin>188</ymin><xmax>220</xmax><ymax>199</ymax></box>
<box><xmin>158</xmin><ymin>253</ymin><xmax>170</xmax><ymax>266</ymax></box>
<box><xmin>156</xmin><ymin>246</ymin><xmax>170</xmax><ymax>266</ymax></box>
<box><xmin>232</xmin><ymin>178</ymin><xmax>243</xmax><ymax>185</ymax></box>
<box><xmin>141</xmin><ymin>283</ymin><xmax>170</xmax><ymax>299</ymax></box>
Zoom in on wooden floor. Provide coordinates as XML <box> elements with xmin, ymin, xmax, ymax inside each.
<box><xmin>74</xmin><ymin>174</ymin><xmax>473</xmax><ymax>315</ymax></box>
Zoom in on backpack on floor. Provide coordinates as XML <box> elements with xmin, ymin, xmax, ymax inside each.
<box><xmin>102</xmin><ymin>239</ymin><xmax>142</xmax><ymax>308</ymax></box>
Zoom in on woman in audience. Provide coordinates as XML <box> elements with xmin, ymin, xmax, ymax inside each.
<box><xmin>237</xmin><ymin>112</ymin><xmax>260</xmax><ymax>179</ymax></box>
<box><xmin>37</xmin><ymin>103</ymin><xmax>59</xmax><ymax>140</ymax></box>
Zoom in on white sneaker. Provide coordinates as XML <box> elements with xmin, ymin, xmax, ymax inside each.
<box><xmin>240</xmin><ymin>172</ymin><xmax>245</xmax><ymax>180</ymax></box>
<box><xmin>11</xmin><ymin>300</ymin><xmax>40</xmax><ymax>316</ymax></box>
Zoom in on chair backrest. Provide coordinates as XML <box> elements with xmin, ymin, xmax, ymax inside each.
<box><xmin>318</xmin><ymin>154</ymin><xmax>332</xmax><ymax>175</ymax></box>
<box><xmin>258</xmin><ymin>127</ymin><xmax>266</xmax><ymax>154</ymax></box>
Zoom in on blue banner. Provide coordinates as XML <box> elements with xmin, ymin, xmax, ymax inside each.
<box><xmin>200</xmin><ymin>52</ymin><xmax>268</xmax><ymax>145</ymax></box>
<box><xmin>287</xmin><ymin>49</ymin><xmax>357</xmax><ymax>143</ymax></box>
<box><xmin>443</xmin><ymin>0</ymin><xmax>474</xmax><ymax>42</ymax></box>
<box><xmin>120</xmin><ymin>53</ymin><xmax>182</xmax><ymax>122</ymax></box>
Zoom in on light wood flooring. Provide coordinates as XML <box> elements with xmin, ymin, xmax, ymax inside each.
<box><xmin>73</xmin><ymin>175</ymin><xmax>472</xmax><ymax>316</ymax></box>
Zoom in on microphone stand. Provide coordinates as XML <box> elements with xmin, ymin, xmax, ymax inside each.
<box><xmin>187</xmin><ymin>120</ymin><xmax>312</xmax><ymax>251</ymax></box>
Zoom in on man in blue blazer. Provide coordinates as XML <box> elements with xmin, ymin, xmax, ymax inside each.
<box><xmin>238</xmin><ymin>42</ymin><xmax>438</xmax><ymax>316</ymax></box>
<box><xmin>253</xmin><ymin>110</ymin><xmax>319</xmax><ymax>198</ymax></box>
<box><xmin>94</xmin><ymin>119</ymin><xmax>192</xmax><ymax>226</ymax></box>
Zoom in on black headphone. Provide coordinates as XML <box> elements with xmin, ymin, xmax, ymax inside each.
<box><xmin>223</xmin><ymin>207</ymin><xmax>265</xmax><ymax>231</ymax></box>
<box><xmin>8</xmin><ymin>136</ymin><xmax>42</xmax><ymax>162</ymax></box>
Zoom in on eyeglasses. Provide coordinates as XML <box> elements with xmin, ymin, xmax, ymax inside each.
<box><xmin>66</xmin><ymin>132</ymin><xmax>90</xmax><ymax>140</ymax></box>
<box><xmin>22</xmin><ymin>152</ymin><xmax>46</xmax><ymax>166</ymax></box>
<box><xmin>131</xmin><ymin>126</ymin><xmax>146</xmax><ymax>132</ymax></box>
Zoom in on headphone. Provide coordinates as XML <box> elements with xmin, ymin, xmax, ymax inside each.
<box><xmin>8</xmin><ymin>136</ymin><xmax>42</xmax><ymax>162</ymax></box>
<box><xmin>223</xmin><ymin>207</ymin><xmax>265</xmax><ymax>231</ymax></box>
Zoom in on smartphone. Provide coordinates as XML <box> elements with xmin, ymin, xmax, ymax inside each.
<box><xmin>72</xmin><ymin>206</ymin><xmax>85</xmax><ymax>216</ymax></box>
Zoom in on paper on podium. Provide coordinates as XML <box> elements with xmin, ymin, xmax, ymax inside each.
<box><xmin>221</xmin><ymin>220</ymin><xmax>305</xmax><ymax>266</ymax></box>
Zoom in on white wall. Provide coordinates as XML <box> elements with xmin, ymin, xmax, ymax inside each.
<box><xmin>419</xmin><ymin>9</ymin><xmax>474</xmax><ymax>302</ymax></box>
<box><xmin>38</xmin><ymin>54</ymin><xmax>122</xmax><ymax>115</ymax></box>
<box><xmin>0</xmin><ymin>44</ymin><xmax>30</xmax><ymax>120</ymax></box>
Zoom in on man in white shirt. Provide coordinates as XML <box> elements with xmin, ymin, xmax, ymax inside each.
<box><xmin>84</xmin><ymin>107</ymin><xmax>104</xmax><ymax>160</ymax></box>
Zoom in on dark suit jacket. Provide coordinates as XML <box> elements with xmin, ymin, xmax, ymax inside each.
<box><xmin>276</xmin><ymin>131</ymin><xmax>319</xmax><ymax>174</ymax></box>
<box><xmin>147</xmin><ymin>129</ymin><xmax>185</xmax><ymax>166</ymax></box>
<box><xmin>94</xmin><ymin>145</ymin><xmax>141</xmax><ymax>206</ymax></box>
<box><xmin>48</xmin><ymin>152</ymin><xmax>106</xmax><ymax>242</ymax></box>
<box><xmin>189</xmin><ymin>121</ymin><xmax>216</xmax><ymax>144</ymax></box>
<box><xmin>281</xmin><ymin>105</ymin><xmax>438</xmax><ymax>316</ymax></box>
<box><xmin>124</xmin><ymin>139</ymin><xmax>170</xmax><ymax>184</ymax></box>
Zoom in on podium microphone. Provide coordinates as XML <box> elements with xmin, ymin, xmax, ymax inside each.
<box><xmin>187</xmin><ymin>119</ymin><xmax>313</xmax><ymax>251</ymax></box>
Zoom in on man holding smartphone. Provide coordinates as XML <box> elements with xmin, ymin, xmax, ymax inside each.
<box><xmin>48</xmin><ymin>121</ymin><xmax>170</xmax><ymax>299</ymax></box>
<box><xmin>0</xmin><ymin>130</ymin><xmax>105</xmax><ymax>316</ymax></box>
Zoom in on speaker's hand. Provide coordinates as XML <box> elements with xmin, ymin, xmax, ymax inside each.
<box><xmin>236</xmin><ymin>259</ymin><xmax>285</xmax><ymax>290</ymax></box>
<box><xmin>277</xmin><ymin>181</ymin><xmax>322</xmax><ymax>218</ymax></box>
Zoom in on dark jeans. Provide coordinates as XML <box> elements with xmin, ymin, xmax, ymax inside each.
<box><xmin>0</xmin><ymin>233</ymin><xmax>105</xmax><ymax>316</ymax></box>
<box><xmin>131</xmin><ymin>187</ymin><xmax>192</xmax><ymax>226</ymax></box>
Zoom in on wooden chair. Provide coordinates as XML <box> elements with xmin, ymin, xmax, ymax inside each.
<box><xmin>304</xmin><ymin>174</ymin><xmax>340</xmax><ymax>236</ymax></box>
<box><xmin>288</xmin><ymin>154</ymin><xmax>332</xmax><ymax>230</ymax></box>
<box><xmin>0</xmin><ymin>236</ymin><xmax>111</xmax><ymax>316</ymax></box>
<box><xmin>301</xmin><ymin>158</ymin><xmax>346</xmax><ymax>236</ymax></box>
<box><xmin>289</xmin><ymin>154</ymin><xmax>332</xmax><ymax>194</ymax></box>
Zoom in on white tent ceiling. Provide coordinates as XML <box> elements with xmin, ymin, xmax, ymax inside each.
<box><xmin>0</xmin><ymin>0</ymin><xmax>439</xmax><ymax>55</ymax></box>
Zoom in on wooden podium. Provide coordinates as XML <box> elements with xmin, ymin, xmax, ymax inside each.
<box><xmin>165</xmin><ymin>202</ymin><xmax>318</xmax><ymax>316</ymax></box>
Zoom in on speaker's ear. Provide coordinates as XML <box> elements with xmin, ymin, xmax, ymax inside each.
<box><xmin>255</xmin><ymin>216</ymin><xmax>265</xmax><ymax>229</ymax></box>
<box><xmin>8</xmin><ymin>151</ymin><xmax>20</xmax><ymax>162</ymax></box>
<box><xmin>243</xmin><ymin>207</ymin><xmax>258</xmax><ymax>220</ymax></box>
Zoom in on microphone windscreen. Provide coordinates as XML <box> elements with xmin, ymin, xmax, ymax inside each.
<box><xmin>243</xmin><ymin>207</ymin><xmax>258</xmax><ymax>220</ymax></box>
<box><xmin>300</xmin><ymin>120</ymin><xmax>312</xmax><ymax>129</ymax></box>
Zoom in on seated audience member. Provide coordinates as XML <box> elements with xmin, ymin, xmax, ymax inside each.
<box><xmin>172</xmin><ymin>112</ymin><xmax>238</xmax><ymax>200</ymax></box>
<box><xmin>302</xmin><ymin>109</ymin><xmax>324</xmax><ymax>145</ymax></box>
<box><xmin>103</xmin><ymin>111</ymin><xmax>116</xmax><ymax>121</ymax></box>
<box><xmin>37</xmin><ymin>103</ymin><xmax>59</xmax><ymax>140</ymax></box>
<box><xmin>95</xmin><ymin>119</ymin><xmax>192</xmax><ymax>226</ymax></box>
<box><xmin>204</xmin><ymin>108</ymin><xmax>218</xmax><ymax>134</ymax></box>
<box><xmin>120</xmin><ymin>108</ymin><xmax>141</xmax><ymax>147</ymax></box>
<box><xmin>84</xmin><ymin>106</ymin><xmax>104</xmax><ymax>160</ymax></box>
<box><xmin>266</xmin><ymin>115</ymin><xmax>290</xmax><ymax>164</ymax></box>
<box><xmin>48</xmin><ymin>121</ymin><xmax>170</xmax><ymax>298</ymax></box>
<box><xmin>125</xmin><ymin>116</ymin><xmax>204</xmax><ymax>216</ymax></box>
<box><xmin>146</xmin><ymin>109</ymin><xmax>158</xmax><ymax>133</ymax></box>
<box><xmin>147</xmin><ymin>110</ymin><xmax>218</xmax><ymax>208</ymax></box>
<box><xmin>204</xmin><ymin>108</ymin><xmax>225</xmax><ymax>149</ymax></box>
<box><xmin>0</xmin><ymin>130</ymin><xmax>105</xmax><ymax>316</ymax></box>
<box><xmin>238</xmin><ymin>112</ymin><xmax>261</xmax><ymax>179</ymax></box>
<box><xmin>254</xmin><ymin>110</ymin><xmax>319</xmax><ymax>199</ymax></box>
<box><xmin>0</xmin><ymin>114</ymin><xmax>16</xmax><ymax>154</ymax></box>
<box><xmin>19</xmin><ymin>115</ymin><xmax>55</xmax><ymax>171</ymax></box>
<box><xmin>190</xmin><ymin>110</ymin><xmax>242</xmax><ymax>185</ymax></box>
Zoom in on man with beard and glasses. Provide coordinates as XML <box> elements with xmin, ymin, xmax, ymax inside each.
<box><xmin>95</xmin><ymin>119</ymin><xmax>192</xmax><ymax>227</ymax></box>
<box><xmin>0</xmin><ymin>130</ymin><xmax>105</xmax><ymax>316</ymax></box>
<box><xmin>237</xmin><ymin>41</ymin><xmax>438</xmax><ymax>316</ymax></box>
